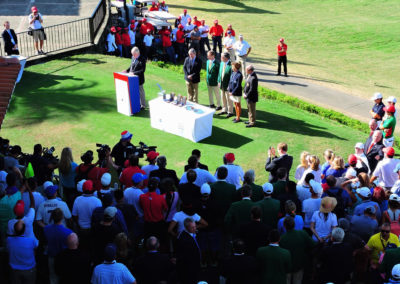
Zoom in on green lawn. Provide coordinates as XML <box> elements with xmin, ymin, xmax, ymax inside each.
<box><xmin>168</xmin><ymin>0</ymin><xmax>400</xmax><ymax>99</ymax></box>
<box><xmin>1</xmin><ymin>54</ymin><xmax>366</xmax><ymax>183</ymax></box>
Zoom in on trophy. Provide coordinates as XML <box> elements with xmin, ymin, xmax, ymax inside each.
<box><xmin>181</xmin><ymin>96</ymin><xmax>187</xmax><ymax>107</ymax></box>
<box><xmin>170</xmin><ymin>92</ymin><xmax>175</xmax><ymax>103</ymax></box>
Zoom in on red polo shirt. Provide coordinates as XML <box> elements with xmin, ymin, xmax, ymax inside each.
<box><xmin>193</xmin><ymin>20</ymin><xmax>201</xmax><ymax>27</ymax></box>
<box><xmin>209</xmin><ymin>24</ymin><xmax>223</xmax><ymax>37</ymax></box>
<box><xmin>140</xmin><ymin>192</ymin><xmax>167</xmax><ymax>222</ymax></box>
<box><xmin>149</xmin><ymin>6</ymin><xmax>158</xmax><ymax>11</ymax></box>
<box><xmin>122</xmin><ymin>33</ymin><xmax>131</xmax><ymax>46</ymax></box>
<box><xmin>277</xmin><ymin>43</ymin><xmax>287</xmax><ymax>56</ymax></box>
<box><xmin>119</xmin><ymin>166</ymin><xmax>146</xmax><ymax>188</ymax></box>
<box><xmin>176</xmin><ymin>29</ymin><xmax>185</xmax><ymax>43</ymax></box>
<box><xmin>76</xmin><ymin>164</ymin><xmax>108</xmax><ymax>191</ymax></box>
<box><xmin>115</xmin><ymin>33</ymin><xmax>122</xmax><ymax>45</ymax></box>
<box><xmin>224</xmin><ymin>28</ymin><xmax>236</xmax><ymax>37</ymax></box>
<box><xmin>140</xmin><ymin>23</ymin><xmax>154</xmax><ymax>35</ymax></box>
<box><xmin>162</xmin><ymin>34</ymin><xmax>172</xmax><ymax>47</ymax></box>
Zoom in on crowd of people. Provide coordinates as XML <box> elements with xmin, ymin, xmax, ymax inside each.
<box><xmin>0</xmin><ymin>94</ymin><xmax>399</xmax><ymax>283</ymax></box>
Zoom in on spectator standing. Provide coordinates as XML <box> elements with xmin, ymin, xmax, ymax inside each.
<box><xmin>243</xmin><ymin>65</ymin><xmax>258</xmax><ymax>127</ymax></box>
<box><xmin>265</xmin><ymin>142</ymin><xmax>293</xmax><ymax>183</ymax></box>
<box><xmin>7</xmin><ymin>220</ymin><xmax>38</xmax><ymax>284</ymax></box>
<box><xmin>94</xmin><ymin>173</ymin><xmax>115</xmax><ymax>199</ymax></box>
<box><xmin>115</xmin><ymin>27</ymin><xmax>123</xmax><ymax>57</ymax></box>
<box><xmin>380</xmin><ymin>105</ymin><xmax>396</xmax><ymax>147</ymax></box>
<box><xmin>350</xmin><ymin>206</ymin><xmax>378</xmax><ymax>242</ymax></box>
<box><xmin>76</xmin><ymin>150</ymin><xmax>108</xmax><ymax>191</ymax></box>
<box><xmin>55</xmin><ymin>233</ymin><xmax>91</xmax><ymax>284</ymax></box>
<box><xmin>178</xmin><ymin>169</ymin><xmax>201</xmax><ymax>208</ymax></box>
<box><xmin>223</xmin><ymin>31</ymin><xmax>236</xmax><ymax>61</ymax></box>
<box><xmin>382</xmin><ymin>194</ymin><xmax>400</xmax><ymax>235</ymax></box>
<box><xmin>183</xmin><ymin>48</ymin><xmax>202</xmax><ymax>103</ymax></box>
<box><xmin>224</xmin><ymin>24</ymin><xmax>235</xmax><ymax>37</ymax></box>
<box><xmin>370</xmin><ymin>92</ymin><xmax>385</xmax><ymax>125</ymax></box>
<box><xmin>120</xmin><ymin>155</ymin><xmax>146</xmax><ymax>189</ymax></box>
<box><xmin>302</xmin><ymin>179</ymin><xmax>322</xmax><ymax>234</ymax></box>
<box><xmin>114</xmin><ymin>190</ymin><xmax>137</xmax><ymax>240</ymax></box>
<box><xmin>365</xmin><ymin>130</ymin><xmax>385</xmax><ymax>173</ymax></box>
<box><xmin>242</xmin><ymin>169</ymin><xmax>263</xmax><ymax>202</ymax></box>
<box><xmin>168</xmin><ymin>202</ymin><xmax>207</xmax><ymax>236</ymax></box>
<box><xmin>295</xmin><ymin>151</ymin><xmax>310</xmax><ymax>181</ymax></box>
<box><xmin>192</xmin><ymin>16</ymin><xmax>201</xmax><ymax>27</ymax></box>
<box><xmin>58</xmin><ymin>147</ymin><xmax>78</xmax><ymax>210</ymax></box>
<box><xmin>299</xmin><ymin>155</ymin><xmax>321</xmax><ymax>184</ymax></box>
<box><xmin>143</xmin><ymin>28</ymin><xmax>154</xmax><ymax>60</ymax></box>
<box><xmin>199</xmin><ymin>20</ymin><xmax>210</xmax><ymax>56</ymax></box>
<box><xmin>280</xmin><ymin>216</ymin><xmax>316</xmax><ymax>284</ymax></box>
<box><xmin>277</xmin><ymin>200</ymin><xmax>304</xmax><ymax>235</ymax></box>
<box><xmin>209</xmin><ymin>19</ymin><xmax>223</xmax><ymax>54</ymax></box>
<box><xmin>36</xmin><ymin>185</ymin><xmax>71</xmax><ymax>227</ymax></box>
<box><xmin>233</xmin><ymin>35</ymin><xmax>251</xmax><ymax>77</ymax></box>
<box><xmin>386</xmin><ymin>96</ymin><xmax>398</xmax><ymax>118</ymax></box>
<box><xmin>380</xmin><ymin>246</ymin><xmax>400</xmax><ymax>282</ymax></box>
<box><xmin>148</xmin><ymin>1</ymin><xmax>158</xmax><ymax>11</ymax></box>
<box><xmin>310</xmin><ymin>197</ymin><xmax>338</xmax><ymax>242</ymax></box>
<box><xmin>126</xmin><ymin>47</ymin><xmax>147</xmax><ymax>109</ymax></box>
<box><xmin>121</xmin><ymin>28</ymin><xmax>131</xmax><ymax>58</ymax></box>
<box><xmin>7</xmin><ymin>194</ymin><xmax>35</xmax><ymax>241</ymax></box>
<box><xmin>149</xmin><ymin>155</ymin><xmax>179</xmax><ymax>192</ymax></box>
<box><xmin>219</xmin><ymin>152</ymin><xmax>244</xmax><ymax>189</ymax></box>
<box><xmin>255</xmin><ymin>182</ymin><xmax>280</xmax><ymax>228</ymax></box>
<box><xmin>124</xmin><ymin>173</ymin><xmax>146</xmax><ymax>218</ymax></box>
<box><xmin>175</xmin><ymin>24</ymin><xmax>186</xmax><ymax>61</ymax></box>
<box><xmin>0</xmin><ymin>173</ymin><xmax>21</xmax><ymax>241</ymax></box>
<box><xmin>228</xmin><ymin>61</ymin><xmax>243</xmax><ymax>123</ymax></box>
<box><xmin>159</xmin><ymin>1</ymin><xmax>169</xmax><ymax>12</ymax></box>
<box><xmin>91</xmin><ymin>244</ymin><xmax>136</xmax><ymax>284</ymax></box>
<box><xmin>180</xmin><ymin>9</ymin><xmax>191</xmax><ymax>26</ymax></box>
<box><xmin>276</xmin><ymin>38</ymin><xmax>287</xmax><ymax>76</ymax></box>
<box><xmin>218</xmin><ymin>52</ymin><xmax>234</xmax><ymax>117</ymax></box>
<box><xmin>322</xmin><ymin>175</ymin><xmax>352</xmax><ymax>218</ymax></box>
<box><xmin>162</xmin><ymin>30</ymin><xmax>176</xmax><ymax>64</ymax></box>
<box><xmin>354</xmin><ymin>142</ymin><xmax>370</xmax><ymax>174</ymax></box>
<box><xmin>296</xmin><ymin>173</ymin><xmax>313</xmax><ymax>202</ymax></box>
<box><xmin>2</xmin><ymin>21</ymin><xmax>19</xmax><ymax>55</ymax></box>
<box><xmin>179</xmin><ymin>156</ymin><xmax>216</xmax><ymax>187</ymax></box>
<box><xmin>256</xmin><ymin>229</ymin><xmax>291</xmax><ymax>284</ymax></box>
<box><xmin>29</xmin><ymin>6</ymin><xmax>45</xmax><ymax>55</ymax></box>
<box><xmin>128</xmin><ymin>22</ymin><xmax>136</xmax><ymax>48</ymax></box>
<box><xmin>111</xmin><ymin>130</ymin><xmax>134</xmax><ymax>171</ymax></box>
<box><xmin>189</xmin><ymin>25</ymin><xmax>201</xmax><ymax>55</ymax></box>
<box><xmin>371</xmin><ymin>146</ymin><xmax>398</xmax><ymax>190</ymax></box>
<box><xmin>353</xmin><ymin>186</ymin><xmax>382</xmax><ymax>221</ymax></box>
<box><xmin>142</xmin><ymin>151</ymin><xmax>159</xmax><ymax>177</ymax></box>
<box><xmin>162</xmin><ymin>179</ymin><xmax>179</xmax><ymax>223</ymax></box>
<box><xmin>206</xmin><ymin>50</ymin><xmax>221</xmax><ymax>109</ymax></box>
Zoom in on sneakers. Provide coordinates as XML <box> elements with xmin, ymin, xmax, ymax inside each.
<box><xmin>38</xmin><ymin>50</ymin><xmax>46</xmax><ymax>55</ymax></box>
<box><xmin>216</xmin><ymin>106</ymin><xmax>222</xmax><ymax>111</ymax></box>
<box><xmin>233</xmin><ymin>119</ymin><xmax>241</xmax><ymax>123</ymax></box>
<box><xmin>209</xmin><ymin>104</ymin><xmax>216</xmax><ymax>108</ymax></box>
<box><xmin>226</xmin><ymin>113</ymin><xmax>234</xmax><ymax>118</ymax></box>
<box><xmin>218</xmin><ymin>111</ymin><xmax>227</xmax><ymax>115</ymax></box>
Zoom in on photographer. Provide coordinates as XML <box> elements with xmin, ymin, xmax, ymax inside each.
<box><xmin>111</xmin><ymin>130</ymin><xmax>135</xmax><ymax>173</ymax></box>
<box><xmin>4</xmin><ymin>145</ymin><xmax>23</xmax><ymax>182</ymax></box>
<box><xmin>76</xmin><ymin>150</ymin><xmax>109</xmax><ymax>191</ymax></box>
<box><xmin>29</xmin><ymin>144</ymin><xmax>58</xmax><ymax>187</ymax></box>
<box><xmin>119</xmin><ymin>155</ymin><xmax>146</xmax><ymax>189</ymax></box>
<box><xmin>28</xmin><ymin>6</ymin><xmax>46</xmax><ymax>55</ymax></box>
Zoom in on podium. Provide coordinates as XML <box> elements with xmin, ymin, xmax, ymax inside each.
<box><xmin>113</xmin><ymin>72</ymin><xmax>140</xmax><ymax>116</ymax></box>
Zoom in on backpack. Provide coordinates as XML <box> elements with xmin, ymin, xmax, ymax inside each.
<box><xmin>327</xmin><ymin>188</ymin><xmax>346</xmax><ymax>218</ymax></box>
<box><xmin>75</xmin><ymin>164</ymin><xmax>96</xmax><ymax>185</ymax></box>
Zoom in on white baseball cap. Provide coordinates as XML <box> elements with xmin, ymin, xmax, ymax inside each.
<box><xmin>200</xmin><ymin>183</ymin><xmax>211</xmax><ymax>195</ymax></box>
<box><xmin>101</xmin><ymin>173</ymin><xmax>111</xmax><ymax>186</ymax></box>
<box><xmin>392</xmin><ymin>264</ymin><xmax>400</xmax><ymax>280</ymax></box>
<box><xmin>371</xmin><ymin>92</ymin><xmax>383</xmax><ymax>100</ymax></box>
<box><xmin>309</xmin><ymin>179</ymin><xmax>322</xmax><ymax>195</ymax></box>
<box><xmin>355</xmin><ymin>142</ymin><xmax>364</xmax><ymax>149</ymax></box>
<box><xmin>389</xmin><ymin>194</ymin><xmax>400</xmax><ymax>202</ymax></box>
<box><xmin>77</xmin><ymin>179</ymin><xmax>86</xmax><ymax>193</ymax></box>
<box><xmin>357</xmin><ymin>187</ymin><xmax>371</xmax><ymax>198</ymax></box>
<box><xmin>43</xmin><ymin>181</ymin><xmax>54</xmax><ymax>190</ymax></box>
<box><xmin>387</xmin><ymin>96</ymin><xmax>397</xmax><ymax>103</ymax></box>
<box><xmin>262</xmin><ymin>182</ymin><xmax>273</xmax><ymax>194</ymax></box>
<box><xmin>346</xmin><ymin>168</ymin><xmax>357</xmax><ymax>178</ymax></box>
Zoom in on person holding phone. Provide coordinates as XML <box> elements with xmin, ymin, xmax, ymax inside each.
<box><xmin>28</xmin><ymin>6</ymin><xmax>45</xmax><ymax>55</ymax></box>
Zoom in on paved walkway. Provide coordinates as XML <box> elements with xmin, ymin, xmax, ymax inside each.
<box><xmin>249</xmin><ymin>60</ymin><xmax>373</xmax><ymax>124</ymax></box>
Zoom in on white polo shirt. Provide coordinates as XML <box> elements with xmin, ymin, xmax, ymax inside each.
<box><xmin>223</xmin><ymin>36</ymin><xmax>236</xmax><ymax>50</ymax></box>
<box><xmin>72</xmin><ymin>195</ymin><xmax>102</xmax><ymax>229</ymax></box>
<box><xmin>214</xmin><ymin>164</ymin><xmax>244</xmax><ymax>189</ymax></box>
<box><xmin>180</xmin><ymin>168</ymin><xmax>217</xmax><ymax>187</ymax></box>
<box><xmin>234</xmin><ymin>40</ymin><xmax>251</xmax><ymax>56</ymax></box>
<box><xmin>180</xmin><ymin>14</ymin><xmax>191</xmax><ymax>26</ymax></box>
<box><xmin>373</xmin><ymin>158</ymin><xmax>399</xmax><ymax>188</ymax></box>
<box><xmin>36</xmin><ymin>198</ymin><xmax>71</xmax><ymax>226</ymax></box>
<box><xmin>143</xmin><ymin>35</ymin><xmax>153</xmax><ymax>47</ymax></box>
<box><xmin>199</xmin><ymin>25</ymin><xmax>209</xmax><ymax>38</ymax></box>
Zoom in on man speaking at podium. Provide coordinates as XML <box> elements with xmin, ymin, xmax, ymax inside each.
<box><xmin>125</xmin><ymin>47</ymin><xmax>147</xmax><ymax>109</ymax></box>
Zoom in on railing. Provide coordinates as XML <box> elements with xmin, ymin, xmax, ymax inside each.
<box><xmin>0</xmin><ymin>0</ymin><xmax>107</xmax><ymax>58</ymax></box>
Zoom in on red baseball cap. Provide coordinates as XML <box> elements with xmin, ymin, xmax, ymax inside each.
<box><xmin>280</xmin><ymin>38</ymin><xmax>284</xmax><ymax>42</ymax></box>
<box><xmin>152</xmin><ymin>1</ymin><xmax>155</xmax><ymax>5</ymax></box>
<box><xmin>164</xmin><ymin>30</ymin><xmax>170</xmax><ymax>36</ymax></box>
<box><xmin>142</xmin><ymin>18</ymin><xmax>147</xmax><ymax>22</ymax></box>
<box><xmin>214</xmin><ymin>19</ymin><xmax>218</xmax><ymax>24</ymax></box>
<box><xmin>117</xmin><ymin>27</ymin><xmax>122</xmax><ymax>31</ymax></box>
<box><xmin>82</xmin><ymin>180</ymin><xmax>94</xmax><ymax>192</ymax></box>
<box><xmin>14</xmin><ymin>200</ymin><xmax>25</xmax><ymax>217</ymax></box>
<box><xmin>178</xmin><ymin>16</ymin><xmax>181</xmax><ymax>20</ymax></box>
<box><xmin>110</xmin><ymin>26</ymin><xmax>116</xmax><ymax>33</ymax></box>
<box><xmin>348</xmin><ymin>154</ymin><xmax>357</xmax><ymax>165</ymax></box>
<box><xmin>147</xmin><ymin>151</ymin><xmax>159</xmax><ymax>161</ymax></box>
<box><xmin>147</xmin><ymin>29</ymin><xmax>151</xmax><ymax>33</ymax></box>
<box><xmin>384</xmin><ymin>105</ymin><xmax>396</xmax><ymax>113</ymax></box>
<box><xmin>131</xmin><ymin>19</ymin><xmax>135</xmax><ymax>24</ymax></box>
<box><xmin>225</xmin><ymin>153</ymin><xmax>235</xmax><ymax>163</ymax></box>
<box><xmin>178</xmin><ymin>24</ymin><xmax>183</xmax><ymax>29</ymax></box>
<box><xmin>384</xmin><ymin>147</ymin><xmax>395</xmax><ymax>156</ymax></box>
<box><xmin>194</xmin><ymin>16</ymin><xmax>197</xmax><ymax>19</ymax></box>
<box><xmin>31</xmin><ymin>6</ymin><xmax>38</xmax><ymax>12</ymax></box>
<box><xmin>188</xmin><ymin>18</ymin><xmax>192</xmax><ymax>22</ymax></box>
<box><xmin>183</xmin><ymin>9</ymin><xmax>187</xmax><ymax>12</ymax></box>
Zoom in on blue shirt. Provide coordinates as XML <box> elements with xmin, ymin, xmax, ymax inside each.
<box><xmin>91</xmin><ymin>261</ymin><xmax>135</xmax><ymax>284</ymax></box>
<box><xmin>353</xmin><ymin>200</ymin><xmax>382</xmax><ymax>221</ymax></box>
<box><xmin>321</xmin><ymin>187</ymin><xmax>352</xmax><ymax>207</ymax></box>
<box><xmin>350</xmin><ymin>214</ymin><xmax>378</xmax><ymax>242</ymax></box>
<box><xmin>44</xmin><ymin>224</ymin><xmax>73</xmax><ymax>257</ymax></box>
<box><xmin>7</xmin><ymin>236</ymin><xmax>38</xmax><ymax>270</ymax></box>
<box><xmin>180</xmin><ymin>168</ymin><xmax>217</xmax><ymax>187</ymax></box>
<box><xmin>60</xmin><ymin>162</ymin><xmax>78</xmax><ymax>188</ymax></box>
<box><xmin>277</xmin><ymin>214</ymin><xmax>304</xmax><ymax>235</ymax></box>
<box><xmin>372</xmin><ymin>102</ymin><xmax>385</xmax><ymax>121</ymax></box>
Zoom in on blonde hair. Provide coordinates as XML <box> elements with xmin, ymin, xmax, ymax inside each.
<box><xmin>114</xmin><ymin>233</ymin><xmax>129</xmax><ymax>258</ymax></box>
<box><xmin>324</xmin><ymin>149</ymin><xmax>335</xmax><ymax>162</ymax></box>
<box><xmin>309</xmin><ymin>155</ymin><xmax>320</xmax><ymax>171</ymax></box>
<box><xmin>358</xmin><ymin>172</ymin><xmax>370</xmax><ymax>188</ymax></box>
<box><xmin>299</xmin><ymin>151</ymin><xmax>310</xmax><ymax>168</ymax></box>
<box><xmin>59</xmin><ymin>147</ymin><xmax>74</xmax><ymax>175</ymax></box>
<box><xmin>332</xmin><ymin>156</ymin><xmax>344</xmax><ymax>170</ymax></box>
<box><xmin>232</xmin><ymin>62</ymin><xmax>241</xmax><ymax>71</ymax></box>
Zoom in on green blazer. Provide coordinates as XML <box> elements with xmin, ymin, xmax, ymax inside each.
<box><xmin>255</xmin><ymin>197</ymin><xmax>280</xmax><ymax>228</ymax></box>
<box><xmin>206</xmin><ymin>59</ymin><xmax>220</xmax><ymax>86</ymax></box>
<box><xmin>224</xmin><ymin>198</ymin><xmax>254</xmax><ymax>236</ymax></box>
<box><xmin>256</xmin><ymin>245</ymin><xmax>291</xmax><ymax>284</ymax></box>
<box><xmin>210</xmin><ymin>181</ymin><xmax>237</xmax><ymax>226</ymax></box>
<box><xmin>218</xmin><ymin>60</ymin><xmax>232</xmax><ymax>91</ymax></box>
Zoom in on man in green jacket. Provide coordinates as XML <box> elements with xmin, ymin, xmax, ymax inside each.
<box><xmin>380</xmin><ymin>246</ymin><xmax>400</xmax><ymax>281</ymax></box>
<box><xmin>256</xmin><ymin>229</ymin><xmax>291</xmax><ymax>284</ymax></box>
<box><xmin>218</xmin><ymin>52</ymin><xmax>233</xmax><ymax>118</ymax></box>
<box><xmin>224</xmin><ymin>185</ymin><xmax>253</xmax><ymax>237</ymax></box>
<box><xmin>280</xmin><ymin>216</ymin><xmax>316</xmax><ymax>284</ymax></box>
<box><xmin>255</xmin><ymin>183</ymin><xmax>280</xmax><ymax>228</ymax></box>
<box><xmin>206</xmin><ymin>50</ymin><xmax>221</xmax><ymax>110</ymax></box>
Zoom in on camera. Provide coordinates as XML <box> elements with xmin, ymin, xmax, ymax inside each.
<box><xmin>42</xmin><ymin>146</ymin><xmax>59</xmax><ymax>164</ymax></box>
<box><xmin>133</xmin><ymin>141</ymin><xmax>157</xmax><ymax>158</ymax></box>
<box><xmin>96</xmin><ymin>144</ymin><xmax>111</xmax><ymax>167</ymax></box>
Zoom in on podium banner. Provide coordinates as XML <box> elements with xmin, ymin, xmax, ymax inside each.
<box><xmin>113</xmin><ymin>72</ymin><xmax>140</xmax><ymax>116</ymax></box>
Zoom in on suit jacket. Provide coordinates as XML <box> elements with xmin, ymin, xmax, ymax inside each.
<box><xmin>256</xmin><ymin>245</ymin><xmax>291</xmax><ymax>284</ymax></box>
<box><xmin>176</xmin><ymin>230</ymin><xmax>201</xmax><ymax>282</ymax></box>
<box><xmin>149</xmin><ymin>168</ymin><xmax>179</xmax><ymax>193</ymax></box>
<box><xmin>255</xmin><ymin>197</ymin><xmax>281</xmax><ymax>228</ymax></box>
<box><xmin>183</xmin><ymin>56</ymin><xmax>202</xmax><ymax>84</ymax></box>
<box><xmin>210</xmin><ymin>181</ymin><xmax>236</xmax><ymax>226</ymax></box>
<box><xmin>218</xmin><ymin>60</ymin><xmax>232</xmax><ymax>91</ymax></box>
<box><xmin>244</xmin><ymin>71</ymin><xmax>258</xmax><ymax>103</ymax></box>
<box><xmin>126</xmin><ymin>55</ymin><xmax>146</xmax><ymax>85</ymax></box>
<box><xmin>265</xmin><ymin>154</ymin><xmax>293</xmax><ymax>183</ymax></box>
<box><xmin>239</xmin><ymin>221</ymin><xmax>270</xmax><ymax>256</ymax></box>
<box><xmin>206</xmin><ymin>59</ymin><xmax>220</xmax><ymax>86</ymax></box>
<box><xmin>2</xmin><ymin>29</ymin><xmax>18</xmax><ymax>55</ymax></box>
<box><xmin>364</xmin><ymin>133</ymin><xmax>374</xmax><ymax>155</ymax></box>
<box><xmin>227</xmin><ymin>71</ymin><xmax>243</xmax><ymax>97</ymax></box>
<box><xmin>365</xmin><ymin>142</ymin><xmax>384</xmax><ymax>173</ymax></box>
<box><xmin>319</xmin><ymin>242</ymin><xmax>353</xmax><ymax>284</ymax></box>
<box><xmin>221</xmin><ymin>254</ymin><xmax>258</xmax><ymax>284</ymax></box>
<box><xmin>224</xmin><ymin>198</ymin><xmax>254</xmax><ymax>236</ymax></box>
<box><xmin>133</xmin><ymin>251</ymin><xmax>175</xmax><ymax>284</ymax></box>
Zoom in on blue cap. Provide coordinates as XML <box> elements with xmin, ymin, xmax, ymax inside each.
<box><xmin>132</xmin><ymin>173</ymin><xmax>147</xmax><ymax>184</ymax></box>
<box><xmin>44</xmin><ymin>185</ymin><xmax>58</xmax><ymax>197</ymax></box>
<box><xmin>104</xmin><ymin>243</ymin><xmax>116</xmax><ymax>261</ymax></box>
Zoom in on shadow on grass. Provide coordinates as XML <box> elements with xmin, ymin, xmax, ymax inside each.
<box><xmin>7</xmin><ymin>71</ymin><xmax>115</xmax><ymax>126</ymax></box>
<box><xmin>200</xmin><ymin>125</ymin><xmax>253</xmax><ymax>148</ymax></box>
<box><xmin>169</xmin><ymin>0</ymin><xmax>280</xmax><ymax>14</ymax></box>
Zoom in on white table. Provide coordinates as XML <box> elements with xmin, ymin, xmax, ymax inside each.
<box><xmin>149</xmin><ymin>96</ymin><xmax>215</xmax><ymax>142</ymax></box>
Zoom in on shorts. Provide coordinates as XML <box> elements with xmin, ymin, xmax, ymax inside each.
<box><xmin>383</xmin><ymin>136</ymin><xmax>394</xmax><ymax>147</ymax></box>
<box><xmin>33</xmin><ymin>29</ymin><xmax>45</xmax><ymax>42</ymax></box>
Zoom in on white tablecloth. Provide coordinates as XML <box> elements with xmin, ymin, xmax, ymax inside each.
<box><xmin>149</xmin><ymin>97</ymin><xmax>215</xmax><ymax>142</ymax></box>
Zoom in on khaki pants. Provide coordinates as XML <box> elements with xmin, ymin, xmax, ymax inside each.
<box><xmin>237</xmin><ymin>55</ymin><xmax>247</xmax><ymax>78</ymax></box>
<box><xmin>186</xmin><ymin>81</ymin><xmax>199</xmax><ymax>103</ymax></box>
<box><xmin>221</xmin><ymin>89</ymin><xmax>233</xmax><ymax>114</ymax></box>
<box><xmin>247</xmin><ymin>101</ymin><xmax>256</xmax><ymax>125</ymax></box>
<box><xmin>287</xmin><ymin>269</ymin><xmax>303</xmax><ymax>284</ymax></box>
<box><xmin>207</xmin><ymin>85</ymin><xmax>221</xmax><ymax>107</ymax></box>
<box><xmin>139</xmin><ymin>84</ymin><xmax>146</xmax><ymax>108</ymax></box>
<box><xmin>225</xmin><ymin>48</ymin><xmax>236</xmax><ymax>62</ymax></box>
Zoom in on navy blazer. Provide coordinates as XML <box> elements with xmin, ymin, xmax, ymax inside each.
<box><xmin>126</xmin><ymin>55</ymin><xmax>146</xmax><ymax>85</ymax></box>
<box><xmin>244</xmin><ymin>72</ymin><xmax>258</xmax><ymax>103</ymax></box>
<box><xmin>2</xmin><ymin>29</ymin><xmax>18</xmax><ymax>55</ymax></box>
<box><xmin>183</xmin><ymin>56</ymin><xmax>202</xmax><ymax>84</ymax></box>
<box><xmin>227</xmin><ymin>71</ymin><xmax>243</xmax><ymax>97</ymax></box>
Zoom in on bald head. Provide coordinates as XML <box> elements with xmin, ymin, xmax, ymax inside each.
<box><xmin>66</xmin><ymin>233</ymin><xmax>79</xmax><ymax>249</ymax></box>
<box><xmin>146</xmin><ymin>236</ymin><xmax>160</xmax><ymax>251</ymax></box>
<box><xmin>369</xmin><ymin>119</ymin><xmax>377</xmax><ymax>132</ymax></box>
<box><xmin>372</xmin><ymin>130</ymin><xmax>383</xmax><ymax>143</ymax></box>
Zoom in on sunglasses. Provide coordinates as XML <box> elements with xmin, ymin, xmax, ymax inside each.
<box><xmin>381</xmin><ymin>230</ymin><xmax>391</xmax><ymax>233</ymax></box>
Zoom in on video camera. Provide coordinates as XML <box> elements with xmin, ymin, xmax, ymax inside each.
<box><xmin>42</xmin><ymin>146</ymin><xmax>59</xmax><ymax>164</ymax></box>
<box><xmin>96</xmin><ymin>144</ymin><xmax>111</xmax><ymax>168</ymax></box>
<box><xmin>133</xmin><ymin>141</ymin><xmax>157</xmax><ymax>158</ymax></box>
